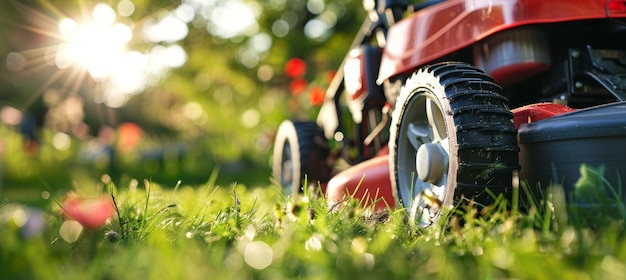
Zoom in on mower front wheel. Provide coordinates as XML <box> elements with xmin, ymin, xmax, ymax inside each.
<box><xmin>389</xmin><ymin>62</ymin><xmax>520</xmax><ymax>227</ymax></box>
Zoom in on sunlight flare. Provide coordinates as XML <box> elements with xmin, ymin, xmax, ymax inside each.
<box><xmin>5</xmin><ymin>1</ymin><xmax>193</xmax><ymax>109</ymax></box>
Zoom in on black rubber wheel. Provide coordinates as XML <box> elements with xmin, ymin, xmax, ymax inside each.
<box><xmin>272</xmin><ymin>120</ymin><xmax>332</xmax><ymax>195</ymax></box>
<box><xmin>389</xmin><ymin>62</ymin><xmax>520</xmax><ymax>227</ymax></box>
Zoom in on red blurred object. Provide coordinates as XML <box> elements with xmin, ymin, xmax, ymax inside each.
<box><xmin>62</xmin><ymin>196</ymin><xmax>115</xmax><ymax>229</ymax></box>
<box><xmin>308</xmin><ymin>86</ymin><xmax>325</xmax><ymax>106</ymax></box>
<box><xmin>289</xmin><ymin>79</ymin><xmax>308</xmax><ymax>95</ymax></box>
<box><xmin>285</xmin><ymin>58</ymin><xmax>307</xmax><ymax>78</ymax></box>
<box><xmin>117</xmin><ymin>122</ymin><xmax>143</xmax><ymax>153</ymax></box>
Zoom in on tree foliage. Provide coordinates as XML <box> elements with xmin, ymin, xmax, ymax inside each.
<box><xmin>0</xmin><ymin>0</ymin><xmax>366</xmax><ymax>186</ymax></box>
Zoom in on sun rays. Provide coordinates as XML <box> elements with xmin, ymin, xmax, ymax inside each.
<box><xmin>2</xmin><ymin>0</ymin><xmax>191</xmax><ymax>109</ymax></box>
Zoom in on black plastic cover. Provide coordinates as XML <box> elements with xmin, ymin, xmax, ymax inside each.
<box><xmin>519</xmin><ymin>102</ymin><xmax>626</xmax><ymax>143</ymax></box>
<box><xmin>518</xmin><ymin>102</ymin><xmax>626</xmax><ymax>195</ymax></box>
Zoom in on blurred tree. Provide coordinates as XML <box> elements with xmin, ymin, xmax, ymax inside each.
<box><xmin>0</xmin><ymin>0</ymin><xmax>366</xmax><ymax>186</ymax></box>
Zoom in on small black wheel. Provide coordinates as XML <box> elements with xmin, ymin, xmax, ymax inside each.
<box><xmin>389</xmin><ymin>62</ymin><xmax>519</xmax><ymax>227</ymax></box>
<box><xmin>272</xmin><ymin>120</ymin><xmax>332</xmax><ymax>195</ymax></box>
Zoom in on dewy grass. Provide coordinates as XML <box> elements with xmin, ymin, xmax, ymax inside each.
<box><xmin>2</xmin><ymin>168</ymin><xmax>626</xmax><ymax>279</ymax></box>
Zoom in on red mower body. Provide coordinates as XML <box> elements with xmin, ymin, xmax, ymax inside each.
<box><xmin>275</xmin><ymin>0</ymin><xmax>626</xmax><ymax>218</ymax></box>
<box><xmin>379</xmin><ymin>0</ymin><xmax>626</xmax><ymax>84</ymax></box>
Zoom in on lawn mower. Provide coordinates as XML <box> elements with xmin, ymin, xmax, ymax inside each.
<box><xmin>272</xmin><ymin>0</ymin><xmax>626</xmax><ymax>226</ymax></box>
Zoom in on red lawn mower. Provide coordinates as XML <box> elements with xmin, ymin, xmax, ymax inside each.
<box><xmin>272</xmin><ymin>0</ymin><xmax>626</xmax><ymax>226</ymax></box>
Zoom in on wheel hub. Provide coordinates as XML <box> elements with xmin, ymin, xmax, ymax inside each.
<box><xmin>416</xmin><ymin>143</ymin><xmax>447</xmax><ymax>184</ymax></box>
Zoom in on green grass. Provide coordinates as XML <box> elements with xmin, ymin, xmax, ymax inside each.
<box><xmin>1</xmin><ymin>166</ymin><xmax>626</xmax><ymax>279</ymax></box>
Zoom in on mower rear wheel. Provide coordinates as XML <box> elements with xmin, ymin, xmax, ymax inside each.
<box><xmin>272</xmin><ymin>120</ymin><xmax>331</xmax><ymax>195</ymax></box>
<box><xmin>389</xmin><ymin>62</ymin><xmax>519</xmax><ymax>227</ymax></box>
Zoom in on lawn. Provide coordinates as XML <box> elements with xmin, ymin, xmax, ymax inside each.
<box><xmin>2</xmin><ymin>163</ymin><xmax>626</xmax><ymax>279</ymax></box>
<box><xmin>4</xmin><ymin>0</ymin><xmax>625</xmax><ymax>278</ymax></box>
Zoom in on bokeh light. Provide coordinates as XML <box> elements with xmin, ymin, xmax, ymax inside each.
<box><xmin>60</xmin><ymin>220</ymin><xmax>83</xmax><ymax>243</ymax></box>
<box><xmin>305</xmin><ymin>233</ymin><xmax>324</xmax><ymax>252</ymax></box>
<box><xmin>52</xmin><ymin>132</ymin><xmax>72</xmax><ymax>151</ymax></box>
<box><xmin>241</xmin><ymin>109</ymin><xmax>261</xmax><ymax>128</ymax></box>
<box><xmin>145</xmin><ymin>15</ymin><xmax>188</xmax><ymax>43</ymax></box>
<box><xmin>307</xmin><ymin>0</ymin><xmax>325</xmax><ymax>14</ymax></box>
<box><xmin>93</xmin><ymin>3</ymin><xmax>116</xmax><ymax>24</ymax></box>
<box><xmin>0</xmin><ymin>106</ymin><xmax>23</xmax><ymax>126</ymax></box>
<box><xmin>6</xmin><ymin>52</ymin><xmax>26</xmax><ymax>71</ymax></box>
<box><xmin>304</xmin><ymin>19</ymin><xmax>331</xmax><ymax>42</ymax></box>
<box><xmin>117</xmin><ymin>0</ymin><xmax>135</xmax><ymax>17</ymax></box>
<box><xmin>257</xmin><ymin>65</ymin><xmax>274</xmax><ymax>81</ymax></box>
<box><xmin>174</xmin><ymin>4</ymin><xmax>196</xmax><ymax>23</ymax></box>
<box><xmin>244</xmin><ymin>241</ymin><xmax>273</xmax><ymax>269</ymax></box>
<box><xmin>205</xmin><ymin>0</ymin><xmax>260</xmax><ymax>39</ymax></box>
<box><xmin>289</xmin><ymin>79</ymin><xmax>308</xmax><ymax>95</ymax></box>
<box><xmin>249</xmin><ymin>33</ymin><xmax>272</xmax><ymax>53</ymax></box>
<box><xmin>50</xmin><ymin>1</ymin><xmax>194</xmax><ymax>108</ymax></box>
<box><xmin>271</xmin><ymin>19</ymin><xmax>290</xmax><ymax>37</ymax></box>
<box><xmin>308</xmin><ymin>86</ymin><xmax>325</xmax><ymax>106</ymax></box>
<box><xmin>285</xmin><ymin>58</ymin><xmax>306</xmax><ymax>78</ymax></box>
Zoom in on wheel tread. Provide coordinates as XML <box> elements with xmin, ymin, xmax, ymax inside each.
<box><xmin>390</xmin><ymin>62</ymin><xmax>520</xmax><ymax>217</ymax></box>
<box><xmin>273</xmin><ymin>121</ymin><xmax>331</xmax><ymax>194</ymax></box>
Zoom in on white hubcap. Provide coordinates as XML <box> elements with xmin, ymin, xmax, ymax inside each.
<box><xmin>416</xmin><ymin>143</ymin><xmax>447</xmax><ymax>184</ymax></box>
